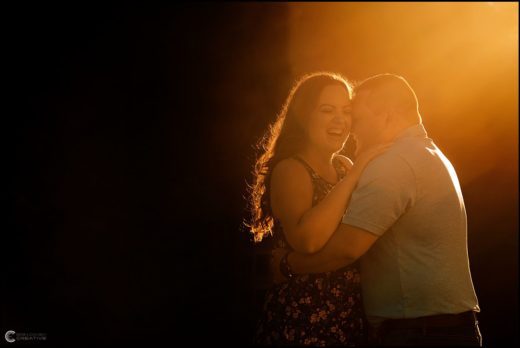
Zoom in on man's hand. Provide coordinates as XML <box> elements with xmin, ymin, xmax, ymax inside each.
<box><xmin>270</xmin><ymin>248</ymin><xmax>290</xmax><ymax>284</ymax></box>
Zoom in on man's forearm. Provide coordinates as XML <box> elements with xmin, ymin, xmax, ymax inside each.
<box><xmin>288</xmin><ymin>231</ymin><xmax>355</xmax><ymax>274</ymax></box>
<box><xmin>284</xmin><ymin>223</ymin><xmax>378</xmax><ymax>276</ymax></box>
<box><xmin>289</xmin><ymin>251</ymin><xmax>353</xmax><ymax>274</ymax></box>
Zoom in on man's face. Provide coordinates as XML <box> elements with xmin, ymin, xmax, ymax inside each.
<box><xmin>351</xmin><ymin>90</ymin><xmax>385</xmax><ymax>154</ymax></box>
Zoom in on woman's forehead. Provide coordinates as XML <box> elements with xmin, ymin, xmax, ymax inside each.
<box><xmin>318</xmin><ymin>85</ymin><xmax>351</xmax><ymax>104</ymax></box>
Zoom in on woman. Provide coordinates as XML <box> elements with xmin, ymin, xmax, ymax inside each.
<box><xmin>247</xmin><ymin>72</ymin><xmax>388</xmax><ymax>346</ymax></box>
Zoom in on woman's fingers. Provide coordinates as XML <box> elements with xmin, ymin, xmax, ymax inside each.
<box><xmin>334</xmin><ymin>155</ymin><xmax>354</xmax><ymax>170</ymax></box>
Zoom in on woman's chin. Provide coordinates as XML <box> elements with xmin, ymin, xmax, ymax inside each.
<box><xmin>326</xmin><ymin>137</ymin><xmax>348</xmax><ymax>149</ymax></box>
<box><xmin>329</xmin><ymin>145</ymin><xmax>345</xmax><ymax>155</ymax></box>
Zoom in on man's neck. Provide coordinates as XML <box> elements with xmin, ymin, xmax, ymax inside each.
<box><xmin>391</xmin><ymin>122</ymin><xmax>421</xmax><ymax>141</ymax></box>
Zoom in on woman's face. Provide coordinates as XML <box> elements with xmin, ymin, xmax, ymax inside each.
<box><xmin>305</xmin><ymin>84</ymin><xmax>352</xmax><ymax>154</ymax></box>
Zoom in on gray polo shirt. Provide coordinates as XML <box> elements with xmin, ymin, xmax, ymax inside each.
<box><xmin>342</xmin><ymin>123</ymin><xmax>480</xmax><ymax>325</ymax></box>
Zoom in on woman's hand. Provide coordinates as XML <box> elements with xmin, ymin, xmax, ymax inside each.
<box><xmin>351</xmin><ymin>142</ymin><xmax>393</xmax><ymax>174</ymax></box>
<box><xmin>333</xmin><ymin>154</ymin><xmax>354</xmax><ymax>173</ymax></box>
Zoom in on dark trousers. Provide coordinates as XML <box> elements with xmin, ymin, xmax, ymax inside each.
<box><xmin>369</xmin><ymin>311</ymin><xmax>482</xmax><ymax>346</ymax></box>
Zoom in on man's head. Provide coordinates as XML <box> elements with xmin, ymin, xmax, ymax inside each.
<box><xmin>351</xmin><ymin>74</ymin><xmax>422</xmax><ymax>153</ymax></box>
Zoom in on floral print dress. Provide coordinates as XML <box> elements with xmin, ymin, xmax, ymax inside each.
<box><xmin>254</xmin><ymin>156</ymin><xmax>368</xmax><ymax>346</ymax></box>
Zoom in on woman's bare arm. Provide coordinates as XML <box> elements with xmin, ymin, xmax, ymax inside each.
<box><xmin>270</xmin><ymin>144</ymin><xmax>389</xmax><ymax>254</ymax></box>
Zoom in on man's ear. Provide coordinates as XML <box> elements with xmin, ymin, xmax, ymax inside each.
<box><xmin>386</xmin><ymin>107</ymin><xmax>401</xmax><ymax>128</ymax></box>
<box><xmin>381</xmin><ymin>110</ymin><xmax>391</xmax><ymax>128</ymax></box>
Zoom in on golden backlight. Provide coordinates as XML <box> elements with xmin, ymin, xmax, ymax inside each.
<box><xmin>287</xmin><ymin>2</ymin><xmax>518</xmax><ymax>185</ymax></box>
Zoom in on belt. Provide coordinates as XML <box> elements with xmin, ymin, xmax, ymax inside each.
<box><xmin>381</xmin><ymin>311</ymin><xmax>478</xmax><ymax>330</ymax></box>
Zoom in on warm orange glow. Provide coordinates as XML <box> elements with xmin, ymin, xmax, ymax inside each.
<box><xmin>286</xmin><ymin>2</ymin><xmax>518</xmax><ymax>185</ymax></box>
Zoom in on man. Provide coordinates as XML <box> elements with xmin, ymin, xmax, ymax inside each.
<box><xmin>273</xmin><ymin>74</ymin><xmax>482</xmax><ymax>346</ymax></box>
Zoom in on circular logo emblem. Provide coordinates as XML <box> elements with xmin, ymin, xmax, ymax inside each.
<box><xmin>5</xmin><ymin>330</ymin><xmax>15</xmax><ymax>343</ymax></box>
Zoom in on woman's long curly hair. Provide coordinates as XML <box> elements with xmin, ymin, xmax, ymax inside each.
<box><xmin>246</xmin><ymin>72</ymin><xmax>353</xmax><ymax>243</ymax></box>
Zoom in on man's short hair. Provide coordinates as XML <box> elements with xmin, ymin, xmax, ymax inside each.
<box><xmin>354</xmin><ymin>74</ymin><xmax>421</xmax><ymax>123</ymax></box>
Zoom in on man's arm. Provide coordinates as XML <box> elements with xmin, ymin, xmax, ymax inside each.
<box><xmin>288</xmin><ymin>223</ymin><xmax>379</xmax><ymax>274</ymax></box>
<box><xmin>274</xmin><ymin>152</ymin><xmax>415</xmax><ymax>280</ymax></box>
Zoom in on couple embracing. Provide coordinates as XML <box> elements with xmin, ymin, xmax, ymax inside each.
<box><xmin>247</xmin><ymin>72</ymin><xmax>481</xmax><ymax>346</ymax></box>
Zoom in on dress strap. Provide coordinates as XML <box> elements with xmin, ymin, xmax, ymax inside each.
<box><xmin>293</xmin><ymin>155</ymin><xmax>346</xmax><ymax>183</ymax></box>
<box><xmin>292</xmin><ymin>156</ymin><xmax>321</xmax><ymax>180</ymax></box>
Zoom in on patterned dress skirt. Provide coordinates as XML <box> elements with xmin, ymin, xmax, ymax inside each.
<box><xmin>254</xmin><ymin>263</ymin><xmax>368</xmax><ymax>346</ymax></box>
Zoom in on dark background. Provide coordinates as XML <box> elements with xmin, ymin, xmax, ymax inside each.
<box><xmin>7</xmin><ymin>3</ymin><xmax>518</xmax><ymax>346</ymax></box>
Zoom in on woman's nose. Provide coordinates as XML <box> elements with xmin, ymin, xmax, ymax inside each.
<box><xmin>332</xmin><ymin>112</ymin><xmax>346</xmax><ymax>122</ymax></box>
<box><xmin>332</xmin><ymin>113</ymin><xmax>350</xmax><ymax>125</ymax></box>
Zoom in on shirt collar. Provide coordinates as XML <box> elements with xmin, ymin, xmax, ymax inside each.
<box><xmin>394</xmin><ymin>123</ymin><xmax>428</xmax><ymax>142</ymax></box>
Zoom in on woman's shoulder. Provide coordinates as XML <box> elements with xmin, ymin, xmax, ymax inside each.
<box><xmin>270</xmin><ymin>158</ymin><xmax>315</xmax><ymax>217</ymax></box>
<box><xmin>271</xmin><ymin>157</ymin><xmax>313</xmax><ymax>187</ymax></box>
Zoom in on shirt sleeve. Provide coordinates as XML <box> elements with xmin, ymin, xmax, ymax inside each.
<box><xmin>342</xmin><ymin>153</ymin><xmax>416</xmax><ymax>236</ymax></box>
